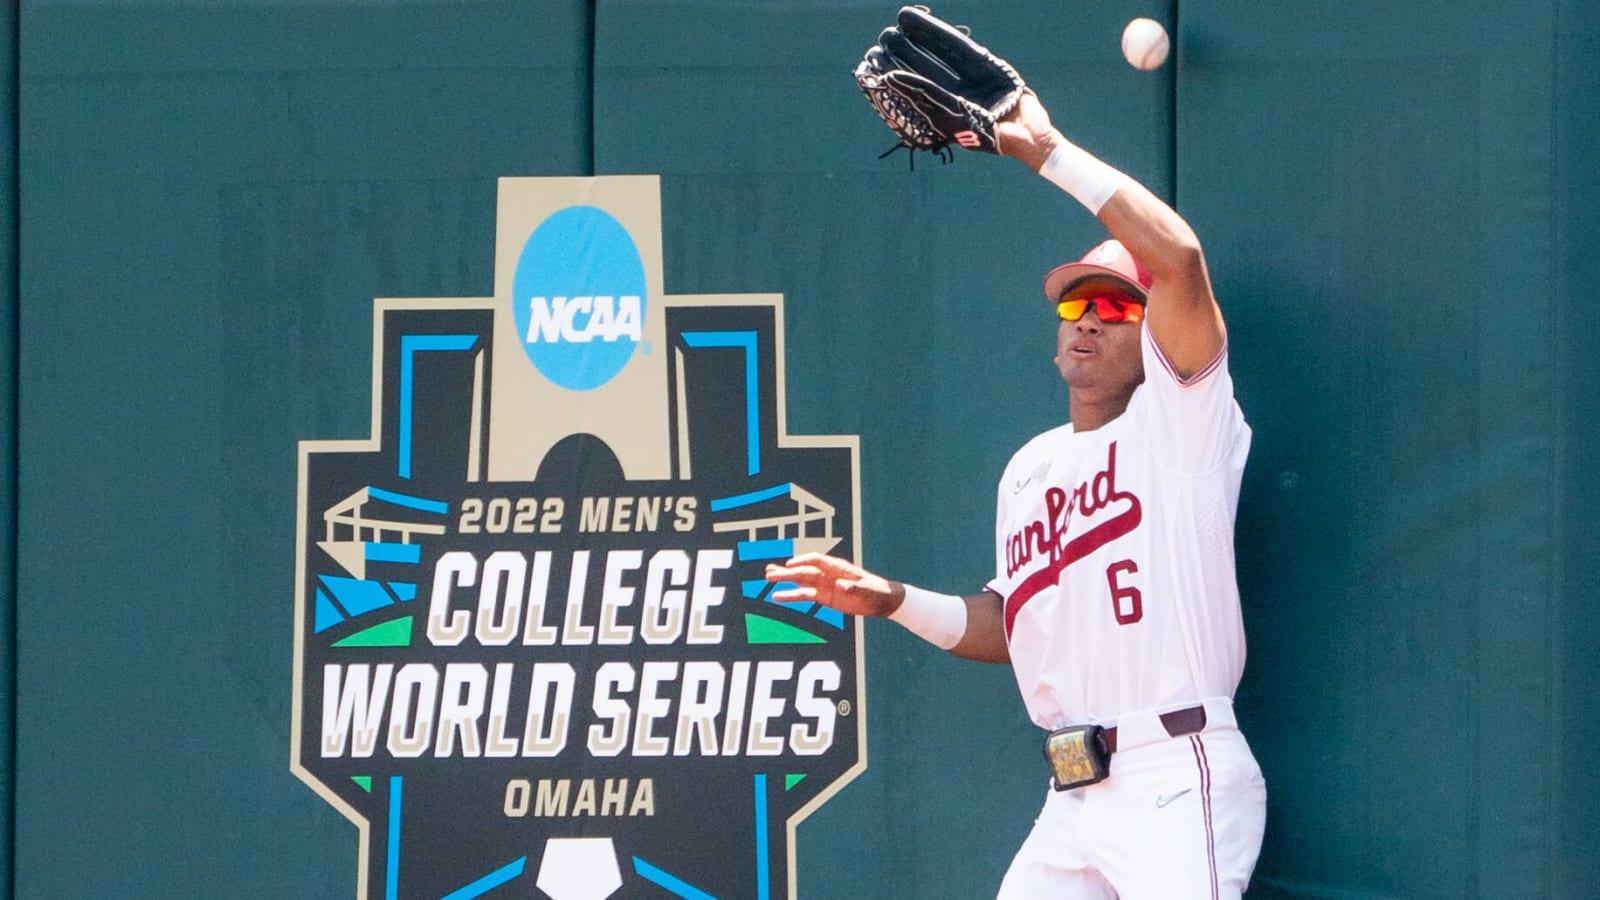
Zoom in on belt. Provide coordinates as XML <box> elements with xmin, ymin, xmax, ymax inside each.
<box><xmin>1101</xmin><ymin>705</ymin><xmax>1207</xmax><ymax>755</ymax></box>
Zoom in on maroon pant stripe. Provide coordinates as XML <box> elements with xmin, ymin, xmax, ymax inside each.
<box><xmin>1190</xmin><ymin>735</ymin><xmax>1219</xmax><ymax>900</ymax></box>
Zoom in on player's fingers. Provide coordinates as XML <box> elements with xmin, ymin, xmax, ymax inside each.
<box><xmin>765</xmin><ymin>562</ymin><xmax>823</xmax><ymax>583</ymax></box>
<box><xmin>769</xmin><ymin>586</ymin><xmax>817</xmax><ymax>604</ymax></box>
<box><xmin>785</xmin><ymin>552</ymin><xmax>857</xmax><ymax>577</ymax></box>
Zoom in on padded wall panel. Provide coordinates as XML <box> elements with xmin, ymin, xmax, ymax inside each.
<box><xmin>1</xmin><ymin>5</ymin><xmax>15</xmax><ymax>899</ymax></box>
<box><xmin>1179</xmin><ymin>0</ymin><xmax>1580</xmax><ymax>895</ymax></box>
<box><xmin>15</xmin><ymin>3</ymin><xmax>587</xmax><ymax>896</ymax></box>
<box><xmin>1552</xmin><ymin>0</ymin><xmax>1600</xmax><ymax>893</ymax></box>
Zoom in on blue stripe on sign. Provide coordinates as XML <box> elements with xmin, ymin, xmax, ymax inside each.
<box><xmin>754</xmin><ymin>774</ymin><xmax>770</xmax><ymax>900</ymax></box>
<box><xmin>710</xmin><ymin>482</ymin><xmax>791</xmax><ymax>512</ymax></box>
<box><xmin>387</xmin><ymin>776</ymin><xmax>403</xmax><ymax>900</ymax></box>
<box><xmin>366</xmin><ymin>542</ymin><xmax>422</xmax><ymax>564</ymax></box>
<box><xmin>681</xmin><ymin>331</ymin><xmax>760</xmax><ymax>475</ymax></box>
<box><xmin>737</xmin><ymin>538</ymin><xmax>793</xmax><ymax>562</ymax></box>
<box><xmin>748</xmin><ymin>578</ymin><xmax>809</xmax><ymax>611</ymax></box>
<box><xmin>813</xmin><ymin>605</ymin><xmax>846</xmax><ymax>629</ymax></box>
<box><xmin>313</xmin><ymin>589</ymin><xmax>344</xmax><ymax>633</ymax></box>
<box><xmin>632</xmin><ymin>857</ymin><xmax>721</xmax><ymax>900</ymax></box>
<box><xmin>366</xmin><ymin>486</ymin><xmax>449</xmax><ymax>515</ymax></box>
<box><xmin>321</xmin><ymin>575</ymin><xmax>394</xmax><ymax>616</ymax></box>
<box><xmin>398</xmin><ymin>334</ymin><xmax>477</xmax><ymax>479</ymax></box>
<box><xmin>387</xmin><ymin>582</ymin><xmax>417</xmax><ymax>602</ymax></box>
<box><xmin>438</xmin><ymin>857</ymin><xmax>527</xmax><ymax>900</ymax></box>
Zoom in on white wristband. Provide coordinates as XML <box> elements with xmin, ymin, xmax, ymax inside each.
<box><xmin>888</xmin><ymin>585</ymin><xmax>968</xmax><ymax>650</ymax></box>
<box><xmin>1038</xmin><ymin>141</ymin><xmax>1128</xmax><ymax>215</ymax></box>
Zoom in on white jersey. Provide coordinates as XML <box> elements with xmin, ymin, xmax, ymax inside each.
<box><xmin>986</xmin><ymin>326</ymin><xmax>1250</xmax><ymax>731</ymax></box>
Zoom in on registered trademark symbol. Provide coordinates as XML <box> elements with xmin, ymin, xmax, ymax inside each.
<box><xmin>837</xmin><ymin>699</ymin><xmax>852</xmax><ymax>716</ymax></box>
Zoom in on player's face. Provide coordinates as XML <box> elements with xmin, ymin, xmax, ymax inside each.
<box><xmin>1054</xmin><ymin>308</ymin><xmax>1144</xmax><ymax>395</ymax></box>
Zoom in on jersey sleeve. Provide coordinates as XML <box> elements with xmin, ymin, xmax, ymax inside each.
<box><xmin>985</xmin><ymin>457</ymin><xmax>1015</xmax><ymax>597</ymax></box>
<box><xmin>1136</xmin><ymin>324</ymin><xmax>1248</xmax><ymax>473</ymax></box>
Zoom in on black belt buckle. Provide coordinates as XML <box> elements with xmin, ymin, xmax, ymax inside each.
<box><xmin>1044</xmin><ymin>723</ymin><xmax>1110</xmax><ymax>791</ymax></box>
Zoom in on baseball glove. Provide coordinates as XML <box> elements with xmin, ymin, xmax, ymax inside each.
<box><xmin>853</xmin><ymin>6</ymin><xmax>1027</xmax><ymax>161</ymax></box>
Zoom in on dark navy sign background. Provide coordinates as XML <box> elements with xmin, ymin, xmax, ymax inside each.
<box><xmin>293</xmin><ymin>181</ymin><xmax>864</xmax><ymax>900</ymax></box>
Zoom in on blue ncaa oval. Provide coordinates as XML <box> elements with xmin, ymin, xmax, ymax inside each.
<box><xmin>512</xmin><ymin>206</ymin><xmax>647</xmax><ymax>391</ymax></box>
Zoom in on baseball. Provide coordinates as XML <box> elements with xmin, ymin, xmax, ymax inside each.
<box><xmin>1121</xmin><ymin>18</ymin><xmax>1170</xmax><ymax>70</ymax></box>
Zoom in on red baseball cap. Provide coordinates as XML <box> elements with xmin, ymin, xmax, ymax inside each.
<box><xmin>1042</xmin><ymin>239</ymin><xmax>1154</xmax><ymax>304</ymax></box>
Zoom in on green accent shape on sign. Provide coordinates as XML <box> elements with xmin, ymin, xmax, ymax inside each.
<box><xmin>332</xmin><ymin>616</ymin><xmax>413</xmax><ymax>648</ymax></box>
<box><xmin>785</xmin><ymin>774</ymin><xmax>806</xmax><ymax>790</ymax></box>
<box><xmin>744</xmin><ymin>613</ymin><xmax>826</xmax><ymax>645</ymax></box>
<box><xmin>352</xmin><ymin>776</ymin><xmax>372</xmax><ymax>793</ymax></box>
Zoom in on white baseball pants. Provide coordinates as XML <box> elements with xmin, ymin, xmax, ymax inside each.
<box><xmin>996</xmin><ymin>727</ymin><xmax>1266</xmax><ymax>900</ymax></box>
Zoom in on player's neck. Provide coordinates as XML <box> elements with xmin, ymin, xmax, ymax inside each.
<box><xmin>1068</xmin><ymin>390</ymin><xmax>1132</xmax><ymax>432</ymax></box>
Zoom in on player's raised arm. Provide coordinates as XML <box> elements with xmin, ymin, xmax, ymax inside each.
<box><xmin>995</xmin><ymin>93</ymin><xmax>1225</xmax><ymax>379</ymax></box>
<box><xmin>850</xmin><ymin>7</ymin><xmax>1221</xmax><ymax>377</ymax></box>
<box><xmin>764</xmin><ymin>554</ymin><xmax>1010</xmax><ymax>663</ymax></box>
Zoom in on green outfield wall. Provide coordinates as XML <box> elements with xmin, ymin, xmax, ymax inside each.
<box><xmin>6</xmin><ymin>1</ymin><xmax>1597</xmax><ymax>897</ymax></box>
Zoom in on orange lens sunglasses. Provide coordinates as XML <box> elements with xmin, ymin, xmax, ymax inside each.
<box><xmin>1056</xmin><ymin>292</ymin><xmax>1146</xmax><ymax>324</ymax></box>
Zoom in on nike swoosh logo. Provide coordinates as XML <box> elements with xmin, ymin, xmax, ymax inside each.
<box><xmin>1013</xmin><ymin>462</ymin><xmax>1052</xmax><ymax>494</ymax></box>
<box><xmin>1155</xmin><ymin>788</ymin><xmax>1192</xmax><ymax>808</ymax></box>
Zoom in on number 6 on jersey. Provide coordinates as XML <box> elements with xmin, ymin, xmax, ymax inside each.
<box><xmin>1106</xmin><ymin>559</ymin><xmax>1142</xmax><ymax>624</ymax></box>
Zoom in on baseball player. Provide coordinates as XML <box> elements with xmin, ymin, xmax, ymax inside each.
<box><xmin>764</xmin><ymin>9</ymin><xmax>1266</xmax><ymax>898</ymax></box>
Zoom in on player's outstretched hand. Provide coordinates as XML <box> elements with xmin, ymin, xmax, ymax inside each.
<box><xmin>995</xmin><ymin>91</ymin><xmax>1062</xmax><ymax>172</ymax></box>
<box><xmin>764</xmin><ymin>553</ymin><xmax>904</xmax><ymax>619</ymax></box>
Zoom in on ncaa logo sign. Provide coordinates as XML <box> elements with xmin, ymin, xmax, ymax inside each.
<box><xmin>513</xmin><ymin>205</ymin><xmax>646</xmax><ymax>391</ymax></box>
